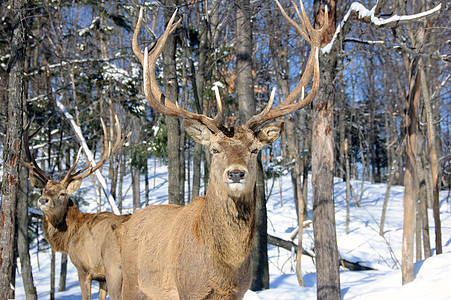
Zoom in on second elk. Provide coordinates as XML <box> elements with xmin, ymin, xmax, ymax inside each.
<box><xmin>22</xmin><ymin>118</ymin><xmax>129</xmax><ymax>300</ymax></box>
<box><xmin>121</xmin><ymin>1</ymin><xmax>327</xmax><ymax>299</ymax></box>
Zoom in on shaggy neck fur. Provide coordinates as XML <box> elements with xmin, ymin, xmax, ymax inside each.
<box><xmin>199</xmin><ymin>176</ymin><xmax>257</xmax><ymax>268</ymax></box>
<box><xmin>42</xmin><ymin>199</ymin><xmax>84</xmax><ymax>253</ymax></box>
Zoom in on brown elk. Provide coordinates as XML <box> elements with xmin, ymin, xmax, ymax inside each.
<box><xmin>120</xmin><ymin>1</ymin><xmax>327</xmax><ymax>299</ymax></box>
<box><xmin>22</xmin><ymin>117</ymin><xmax>129</xmax><ymax>300</ymax></box>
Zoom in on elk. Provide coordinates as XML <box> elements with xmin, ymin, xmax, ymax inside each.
<box><xmin>120</xmin><ymin>1</ymin><xmax>327</xmax><ymax>299</ymax></box>
<box><xmin>22</xmin><ymin>117</ymin><xmax>129</xmax><ymax>300</ymax></box>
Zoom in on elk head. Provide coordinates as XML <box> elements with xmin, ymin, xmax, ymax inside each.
<box><xmin>132</xmin><ymin>1</ymin><xmax>327</xmax><ymax>195</ymax></box>
<box><xmin>22</xmin><ymin>117</ymin><xmax>126</xmax><ymax>224</ymax></box>
<box><xmin>183</xmin><ymin>103</ymin><xmax>283</xmax><ymax>197</ymax></box>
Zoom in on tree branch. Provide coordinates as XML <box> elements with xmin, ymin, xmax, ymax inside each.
<box><xmin>55</xmin><ymin>97</ymin><xmax>121</xmax><ymax>215</ymax></box>
<box><xmin>321</xmin><ymin>2</ymin><xmax>441</xmax><ymax>54</ymax></box>
<box><xmin>267</xmin><ymin>234</ymin><xmax>376</xmax><ymax>271</ymax></box>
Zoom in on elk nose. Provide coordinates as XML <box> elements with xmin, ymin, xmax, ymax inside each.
<box><xmin>39</xmin><ymin>198</ymin><xmax>49</xmax><ymax>206</ymax></box>
<box><xmin>228</xmin><ymin>170</ymin><xmax>245</xmax><ymax>183</ymax></box>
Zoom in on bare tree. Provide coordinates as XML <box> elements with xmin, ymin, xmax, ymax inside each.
<box><xmin>161</xmin><ymin>1</ymin><xmax>185</xmax><ymax>206</ymax></box>
<box><xmin>234</xmin><ymin>0</ymin><xmax>270</xmax><ymax>290</ymax></box>
<box><xmin>0</xmin><ymin>0</ymin><xmax>29</xmax><ymax>296</ymax></box>
<box><xmin>18</xmin><ymin>166</ymin><xmax>37</xmax><ymax>299</ymax></box>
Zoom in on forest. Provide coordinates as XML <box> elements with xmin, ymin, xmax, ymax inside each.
<box><xmin>0</xmin><ymin>0</ymin><xmax>449</xmax><ymax>299</ymax></box>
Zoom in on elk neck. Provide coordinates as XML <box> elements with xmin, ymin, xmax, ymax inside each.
<box><xmin>197</xmin><ymin>174</ymin><xmax>257</xmax><ymax>268</ymax></box>
<box><xmin>42</xmin><ymin>199</ymin><xmax>85</xmax><ymax>253</ymax></box>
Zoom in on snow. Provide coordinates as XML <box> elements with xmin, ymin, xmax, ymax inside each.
<box><xmin>321</xmin><ymin>2</ymin><xmax>442</xmax><ymax>54</ymax></box>
<box><xmin>14</xmin><ymin>162</ymin><xmax>451</xmax><ymax>299</ymax></box>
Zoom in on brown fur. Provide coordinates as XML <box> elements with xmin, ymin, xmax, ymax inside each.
<box><xmin>36</xmin><ymin>180</ymin><xmax>130</xmax><ymax>300</ymax></box>
<box><xmin>120</xmin><ymin>124</ymin><xmax>283</xmax><ymax>299</ymax></box>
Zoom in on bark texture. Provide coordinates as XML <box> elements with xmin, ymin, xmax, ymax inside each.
<box><xmin>0</xmin><ymin>0</ymin><xmax>28</xmax><ymax>296</ymax></box>
<box><xmin>235</xmin><ymin>0</ymin><xmax>269</xmax><ymax>290</ymax></box>
<box><xmin>163</xmin><ymin>1</ymin><xmax>184</xmax><ymax>206</ymax></box>
<box><xmin>311</xmin><ymin>1</ymin><xmax>341</xmax><ymax>299</ymax></box>
<box><xmin>18</xmin><ymin>166</ymin><xmax>37</xmax><ymax>299</ymax></box>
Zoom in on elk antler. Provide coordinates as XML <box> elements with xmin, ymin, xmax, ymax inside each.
<box><xmin>133</xmin><ymin>8</ymin><xmax>225</xmax><ymax>133</ymax></box>
<box><xmin>246</xmin><ymin>0</ymin><xmax>328</xmax><ymax>130</ymax></box>
<box><xmin>22</xmin><ymin>116</ymin><xmax>127</xmax><ymax>185</ymax></box>
<box><xmin>21</xmin><ymin>117</ymin><xmax>51</xmax><ymax>185</ymax></box>
<box><xmin>62</xmin><ymin>115</ymin><xmax>127</xmax><ymax>183</ymax></box>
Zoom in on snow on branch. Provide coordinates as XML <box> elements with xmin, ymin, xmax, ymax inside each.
<box><xmin>344</xmin><ymin>38</ymin><xmax>384</xmax><ymax>45</ymax></box>
<box><xmin>24</xmin><ymin>56</ymin><xmax>127</xmax><ymax>77</ymax></box>
<box><xmin>321</xmin><ymin>2</ymin><xmax>442</xmax><ymax>54</ymax></box>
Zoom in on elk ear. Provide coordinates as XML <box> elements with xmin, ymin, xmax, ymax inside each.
<box><xmin>257</xmin><ymin>122</ymin><xmax>284</xmax><ymax>145</ymax></box>
<box><xmin>29</xmin><ymin>173</ymin><xmax>45</xmax><ymax>190</ymax></box>
<box><xmin>66</xmin><ymin>179</ymin><xmax>82</xmax><ymax>195</ymax></box>
<box><xmin>183</xmin><ymin>119</ymin><xmax>212</xmax><ymax>146</ymax></box>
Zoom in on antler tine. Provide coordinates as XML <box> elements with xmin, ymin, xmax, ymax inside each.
<box><xmin>246</xmin><ymin>87</ymin><xmax>276</xmax><ymax>127</ymax></box>
<box><xmin>212</xmin><ymin>85</ymin><xmax>224</xmax><ymax>125</ymax></box>
<box><xmin>21</xmin><ymin>117</ymin><xmax>50</xmax><ymax>184</ymax></box>
<box><xmin>68</xmin><ymin>120</ymin><xmax>110</xmax><ymax>181</ymax></box>
<box><xmin>135</xmin><ymin>7</ymin><xmax>223</xmax><ymax>133</ymax></box>
<box><xmin>276</xmin><ymin>0</ymin><xmax>310</xmax><ymax>43</ymax></box>
<box><xmin>67</xmin><ymin>116</ymin><xmax>128</xmax><ymax>182</ymax></box>
<box><xmin>112</xmin><ymin>114</ymin><xmax>131</xmax><ymax>151</ymax></box>
<box><xmin>132</xmin><ymin>7</ymin><xmax>145</xmax><ymax>65</ymax></box>
<box><xmin>62</xmin><ymin>147</ymin><xmax>83</xmax><ymax>182</ymax></box>
<box><xmin>246</xmin><ymin>1</ymin><xmax>328</xmax><ymax>130</ymax></box>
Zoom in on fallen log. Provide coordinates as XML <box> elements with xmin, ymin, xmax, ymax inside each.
<box><xmin>267</xmin><ymin>234</ymin><xmax>375</xmax><ymax>271</ymax></box>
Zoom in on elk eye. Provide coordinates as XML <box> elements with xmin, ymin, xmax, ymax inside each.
<box><xmin>59</xmin><ymin>192</ymin><xmax>66</xmax><ymax>197</ymax></box>
<box><xmin>251</xmin><ymin>149</ymin><xmax>259</xmax><ymax>154</ymax></box>
<box><xmin>212</xmin><ymin>149</ymin><xmax>220</xmax><ymax>154</ymax></box>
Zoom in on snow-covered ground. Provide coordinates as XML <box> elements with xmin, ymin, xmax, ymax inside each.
<box><xmin>15</xmin><ymin>162</ymin><xmax>451</xmax><ymax>299</ymax></box>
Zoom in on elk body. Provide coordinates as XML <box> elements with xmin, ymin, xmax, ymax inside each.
<box><xmin>23</xmin><ymin>119</ymin><xmax>129</xmax><ymax>300</ymax></box>
<box><xmin>120</xmin><ymin>1</ymin><xmax>327</xmax><ymax>299</ymax></box>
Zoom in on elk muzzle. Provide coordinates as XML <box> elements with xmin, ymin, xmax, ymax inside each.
<box><xmin>38</xmin><ymin>197</ymin><xmax>51</xmax><ymax>211</ymax></box>
<box><xmin>224</xmin><ymin>165</ymin><xmax>248</xmax><ymax>191</ymax></box>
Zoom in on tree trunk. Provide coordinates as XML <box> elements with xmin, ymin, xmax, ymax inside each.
<box><xmin>109</xmin><ymin>110</ymin><xmax>121</xmax><ymax>203</ymax></box>
<box><xmin>295</xmin><ymin>158</ymin><xmax>305</xmax><ymax>287</ymax></box>
<box><xmin>191</xmin><ymin>2</ymin><xmax>206</xmax><ymax>200</ymax></box>
<box><xmin>0</xmin><ymin>0</ymin><xmax>28</xmax><ymax>295</ymax></box>
<box><xmin>415</xmin><ymin>196</ymin><xmax>422</xmax><ymax>262</ymax></box>
<box><xmin>192</xmin><ymin>143</ymin><xmax>202</xmax><ymax>198</ymax></box>
<box><xmin>163</xmin><ymin>2</ymin><xmax>184</xmax><ymax>206</ymax></box>
<box><xmin>50</xmin><ymin>249</ymin><xmax>55</xmax><ymax>300</ymax></box>
<box><xmin>312</xmin><ymin>1</ymin><xmax>341</xmax><ymax>299</ymax></box>
<box><xmin>235</xmin><ymin>0</ymin><xmax>269</xmax><ymax>291</ymax></box>
<box><xmin>402</xmin><ymin>61</ymin><xmax>420</xmax><ymax>285</ymax></box>
<box><xmin>419</xmin><ymin>66</ymin><xmax>442</xmax><ymax>254</ymax></box>
<box><xmin>345</xmin><ymin>139</ymin><xmax>351</xmax><ymax>235</ymax></box>
<box><xmin>417</xmin><ymin>116</ymin><xmax>431</xmax><ymax>259</ymax></box>
<box><xmin>144</xmin><ymin>154</ymin><xmax>150</xmax><ymax>206</ymax></box>
<box><xmin>117</xmin><ymin>143</ymin><xmax>126</xmax><ymax>213</ymax></box>
<box><xmin>337</xmin><ymin>65</ymin><xmax>346</xmax><ymax>180</ymax></box>
<box><xmin>58</xmin><ymin>253</ymin><xmax>68</xmax><ymax>292</ymax></box>
<box><xmin>311</xmin><ymin>66</ymin><xmax>341</xmax><ymax>299</ymax></box>
<box><xmin>132</xmin><ymin>116</ymin><xmax>141</xmax><ymax>210</ymax></box>
<box><xmin>252</xmin><ymin>154</ymin><xmax>270</xmax><ymax>291</ymax></box>
<box><xmin>131</xmin><ymin>163</ymin><xmax>141</xmax><ymax>210</ymax></box>
<box><xmin>235</xmin><ymin>0</ymin><xmax>256</xmax><ymax>125</ymax></box>
<box><xmin>18</xmin><ymin>165</ymin><xmax>37</xmax><ymax>299</ymax></box>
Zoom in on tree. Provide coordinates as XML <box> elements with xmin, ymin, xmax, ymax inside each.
<box><xmin>311</xmin><ymin>1</ymin><xmax>341</xmax><ymax>298</ymax></box>
<box><xmin>163</xmin><ymin>1</ymin><xmax>185</xmax><ymax>206</ymax></box>
<box><xmin>18</xmin><ymin>164</ymin><xmax>37</xmax><ymax>299</ymax></box>
<box><xmin>234</xmin><ymin>0</ymin><xmax>270</xmax><ymax>290</ymax></box>
<box><xmin>308</xmin><ymin>0</ymin><xmax>441</xmax><ymax>295</ymax></box>
<box><xmin>0</xmin><ymin>0</ymin><xmax>29</xmax><ymax>296</ymax></box>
